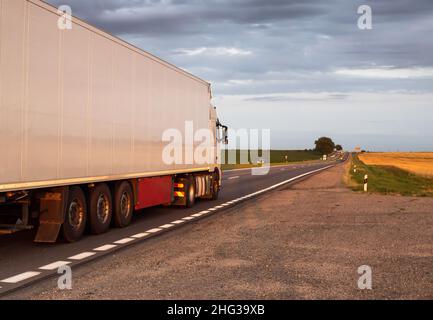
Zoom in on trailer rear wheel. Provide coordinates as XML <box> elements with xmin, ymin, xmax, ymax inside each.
<box><xmin>186</xmin><ymin>176</ymin><xmax>196</xmax><ymax>208</ymax></box>
<box><xmin>113</xmin><ymin>181</ymin><xmax>134</xmax><ymax>228</ymax></box>
<box><xmin>88</xmin><ymin>183</ymin><xmax>112</xmax><ymax>234</ymax></box>
<box><xmin>62</xmin><ymin>186</ymin><xmax>87</xmax><ymax>242</ymax></box>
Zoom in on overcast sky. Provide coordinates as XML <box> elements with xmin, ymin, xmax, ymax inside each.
<box><xmin>47</xmin><ymin>0</ymin><xmax>433</xmax><ymax>151</ymax></box>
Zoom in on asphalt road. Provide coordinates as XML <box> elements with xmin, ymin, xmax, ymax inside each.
<box><xmin>0</xmin><ymin>158</ymin><xmax>344</xmax><ymax>297</ymax></box>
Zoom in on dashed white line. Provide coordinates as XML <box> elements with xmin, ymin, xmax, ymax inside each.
<box><xmin>94</xmin><ymin>244</ymin><xmax>117</xmax><ymax>252</ymax></box>
<box><xmin>160</xmin><ymin>224</ymin><xmax>174</xmax><ymax>229</ymax></box>
<box><xmin>131</xmin><ymin>233</ymin><xmax>150</xmax><ymax>239</ymax></box>
<box><xmin>114</xmin><ymin>238</ymin><xmax>135</xmax><ymax>244</ymax></box>
<box><xmin>39</xmin><ymin>261</ymin><xmax>71</xmax><ymax>271</ymax></box>
<box><xmin>171</xmin><ymin>220</ymin><xmax>185</xmax><ymax>225</ymax></box>
<box><xmin>68</xmin><ymin>252</ymin><xmax>96</xmax><ymax>260</ymax></box>
<box><xmin>146</xmin><ymin>228</ymin><xmax>162</xmax><ymax>233</ymax></box>
<box><xmin>191</xmin><ymin>213</ymin><xmax>204</xmax><ymax>217</ymax></box>
<box><xmin>1</xmin><ymin>271</ymin><xmax>41</xmax><ymax>284</ymax></box>
<box><xmin>183</xmin><ymin>216</ymin><xmax>195</xmax><ymax>220</ymax></box>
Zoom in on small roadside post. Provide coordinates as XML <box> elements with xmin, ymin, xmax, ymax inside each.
<box><xmin>354</xmin><ymin>165</ymin><xmax>357</xmax><ymax>173</ymax></box>
<box><xmin>364</xmin><ymin>174</ymin><xmax>368</xmax><ymax>192</ymax></box>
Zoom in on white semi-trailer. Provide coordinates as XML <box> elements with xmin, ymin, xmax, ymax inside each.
<box><xmin>0</xmin><ymin>0</ymin><xmax>227</xmax><ymax>242</ymax></box>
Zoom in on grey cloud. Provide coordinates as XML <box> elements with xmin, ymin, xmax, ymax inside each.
<box><xmin>45</xmin><ymin>0</ymin><xmax>433</xmax><ymax>96</ymax></box>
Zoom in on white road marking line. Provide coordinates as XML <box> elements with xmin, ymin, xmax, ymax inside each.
<box><xmin>131</xmin><ymin>233</ymin><xmax>150</xmax><ymax>239</ymax></box>
<box><xmin>94</xmin><ymin>244</ymin><xmax>117</xmax><ymax>251</ymax></box>
<box><xmin>220</xmin><ymin>203</ymin><xmax>229</xmax><ymax>207</ymax></box>
<box><xmin>208</xmin><ymin>208</ymin><xmax>218</xmax><ymax>211</ymax></box>
<box><xmin>114</xmin><ymin>238</ymin><xmax>135</xmax><ymax>244</ymax></box>
<box><xmin>223</xmin><ymin>163</ymin><xmax>309</xmax><ymax>173</ymax></box>
<box><xmin>68</xmin><ymin>252</ymin><xmax>96</xmax><ymax>260</ymax></box>
<box><xmin>215</xmin><ymin>205</ymin><xmax>224</xmax><ymax>209</ymax></box>
<box><xmin>171</xmin><ymin>220</ymin><xmax>185</xmax><ymax>224</ymax></box>
<box><xmin>39</xmin><ymin>261</ymin><xmax>71</xmax><ymax>271</ymax></box>
<box><xmin>1</xmin><ymin>271</ymin><xmax>41</xmax><ymax>284</ymax></box>
<box><xmin>200</xmin><ymin>210</ymin><xmax>211</xmax><ymax>214</ymax></box>
<box><xmin>228</xmin><ymin>176</ymin><xmax>240</xmax><ymax>180</ymax></box>
<box><xmin>192</xmin><ymin>213</ymin><xmax>204</xmax><ymax>217</ymax></box>
<box><xmin>183</xmin><ymin>216</ymin><xmax>195</xmax><ymax>220</ymax></box>
<box><xmin>146</xmin><ymin>228</ymin><xmax>162</xmax><ymax>233</ymax></box>
<box><xmin>225</xmin><ymin>165</ymin><xmax>334</xmax><ymax>207</ymax></box>
<box><xmin>160</xmin><ymin>224</ymin><xmax>174</xmax><ymax>229</ymax></box>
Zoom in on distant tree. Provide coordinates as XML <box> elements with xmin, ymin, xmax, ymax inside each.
<box><xmin>314</xmin><ymin>137</ymin><xmax>335</xmax><ymax>155</ymax></box>
<box><xmin>335</xmin><ymin>144</ymin><xmax>343</xmax><ymax>151</ymax></box>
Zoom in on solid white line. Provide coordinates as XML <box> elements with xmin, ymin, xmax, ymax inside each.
<box><xmin>228</xmin><ymin>176</ymin><xmax>240</xmax><ymax>180</ymax></box>
<box><xmin>223</xmin><ymin>162</ymin><xmax>318</xmax><ymax>173</ymax></box>
<box><xmin>224</xmin><ymin>165</ymin><xmax>334</xmax><ymax>207</ymax></box>
<box><xmin>39</xmin><ymin>261</ymin><xmax>71</xmax><ymax>271</ymax></box>
<box><xmin>114</xmin><ymin>238</ymin><xmax>135</xmax><ymax>244</ymax></box>
<box><xmin>131</xmin><ymin>233</ymin><xmax>150</xmax><ymax>239</ymax></box>
<box><xmin>68</xmin><ymin>252</ymin><xmax>96</xmax><ymax>260</ymax></box>
<box><xmin>94</xmin><ymin>244</ymin><xmax>117</xmax><ymax>252</ymax></box>
<box><xmin>146</xmin><ymin>228</ymin><xmax>162</xmax><ymax>233</ymax></box>
<box><xmin>171</xmin><ymin>220</ymin><xmax>185</xmax><ymax>224</ymax></box>
<box><xmin>160</xmin><ymin>224</ymin><xmax>174</xmax><ymax>229</ymax></box>
<box><xmin>1</xmin><ymin>271</ymin><xmax>41</xmax><ymax>284</ymax></box>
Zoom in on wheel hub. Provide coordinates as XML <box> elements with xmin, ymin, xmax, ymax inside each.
<box><xmin>68</xmin><ymin>199</ymin><xmax>84</xmax><ymax>230</ymax></box>
<box><xmin>96</xmin><ymin>194</ymin><xmax>110</xmax><ymax>224</ymax></box>
<box><xmin>120</xmin><ymin>192</ymin><xmax>131</xmax><ymax>218</ymax></box>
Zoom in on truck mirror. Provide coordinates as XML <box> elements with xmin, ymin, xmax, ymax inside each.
<box><xmin>223</xmin><ymin>128</ymin><xmax>229</xmax><ymax>144</ymax></box>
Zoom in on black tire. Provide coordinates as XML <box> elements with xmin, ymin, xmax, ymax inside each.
<box><xmin>88</xmin><ymin>183</ymin><xmax>112</xmax><ymax>235</ymax></box>
<box><xmin>211</xmin><ymin>174</ymin><xmax>220</xmax><ymax>201</ymax></box>
<box><xmin>62</xmin><ymin>186</ymin><xmax>87</xmax><ymax>243</ymax></box>
<box><xmin>185</xmin><ymin>176</ymin><xmax>196</xmax><ymax>208</ymax></box>
<box><xmin>113</xmin><ymin>181</ymin><xmax>134</xmax><ymax>228</ymax></box>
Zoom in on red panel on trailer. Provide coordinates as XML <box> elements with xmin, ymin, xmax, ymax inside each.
<box><xmin>135</xmin><ymin>176</ymin><xmax>173</xmax><ymax>210</ymax></box>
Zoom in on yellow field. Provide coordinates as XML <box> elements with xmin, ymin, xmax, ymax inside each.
<box><xmin>358</xmin><ymin>153</ymin><xmax>433</xmax><ymax>177</ymax></box>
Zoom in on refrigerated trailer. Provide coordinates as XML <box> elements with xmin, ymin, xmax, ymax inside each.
<box><xmin>0</xmin><ymin>0</ymin><xmax>228</xmax><ymax>242</ymax></box>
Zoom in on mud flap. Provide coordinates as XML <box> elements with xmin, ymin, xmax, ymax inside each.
<box><xmin>34</xmin><ymin>187</ymin><xmax>69</xmax><ymax>243</ymax></box>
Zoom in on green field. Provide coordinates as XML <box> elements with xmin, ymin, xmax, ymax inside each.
<box><xmin>221</xmin><ymin>150</ymin><xmax>322</xmax><ymax>170</ymax></box>
<box><xmin>349</xmin><ymin>154</ymin><xmax>433</xmax><ymax>197</ymax></box>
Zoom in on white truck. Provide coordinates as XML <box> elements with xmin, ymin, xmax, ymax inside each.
<box><xmin>0</xmin><ymin>0</ymin><xmax>227</xmax><ymax>242</ymax></box>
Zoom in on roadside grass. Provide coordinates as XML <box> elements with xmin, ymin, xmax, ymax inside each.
<box><xmin>349</xmin><ymin>154</ymin><xmax>433</xmax><ymax>197</ymax></box>
<box><xmin>221</xmin><ymin>150</ymin><xmax>322</xmax><ymax>171</ymax></box>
